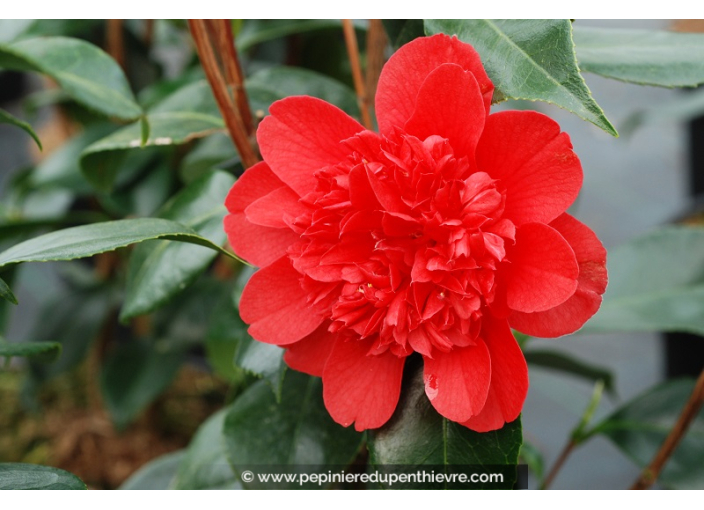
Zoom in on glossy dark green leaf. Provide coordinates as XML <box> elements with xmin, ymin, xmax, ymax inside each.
<box><xmin>587</xmin><ymin>379</ymin><xmax>704</xmax><ymax>489</ymax></box>
<box><xmin>368</xmin><ymin>365</ymin><xmax>522</xmax><ymax>489</ymax></box>
<box><xmin>0</xmin><ymin>37</ymin><xmax>141</xmax><ymax>121</ymax></box>
<box><xmin>584</xmin><ymin>226</ymin><xmax>704</xmax><ymax>335</ymax></box>
<box><xmin>524</xmin><ymin>349</ymin><xmax>615</xmax><ymax>394</ymax></box>
<box><xmin>120</xmin><ymin>451</ymin><xmax>184</xmax><ymax>490</ymax></box>
<box><xmin>0</xmin><ymin>276</ymin><xmax>17</xmax><ymax>305</ymax></box>
<box><xmin>0</xmin><ymin>340</ymin><xmax>61</xmax><ymax>363</ymax></box>
<box><xmin>100</xmin><ymin>341</ymin><xmax>185</xmax><ymax>430</ymax></box>
<box><xmin>80</xmin><ymin>80</ymin><xmax>223</xmax><ymax>191</ymax></box>
<box><xmin>383</xmin><ymin>19</ymin><xmax>424</xmax><ymax>50</ymax></box>
<box><xmin>173</xmin><ymin>409</ymin><xmax>242</xmax><ymax>490</ymax></box>
<box><xmin>180</xmin><ymin>133</ymin><xmax>239</xmax><ymax>184</ymax></box>
<box><xmin>0</xmin><ymin>108</ymin><xmax>41</xmax><ymax>149</ymax></box>
<box><xmin>224</xmin><ymin>371</ymin><xmax>364</xmax><ymax>489</ymax></box>
<box><xmin>0</xmin><ymin>463</ymin><xmax>86</xmax><ymax>490</ymax></box>
<box><xmin>574</xmin><ymin>26</ymin><xmax>704</xmax><ymax>87</ymax></box>
<box><xmin>120</xmin><ymin>171</ymin><xmax>236</xmax><ymax>321</ymax></box>
<box><xmin>424</xmin><ymin>19</ymin><xmax>617</xmax><ymax>136</ymax></box>
<box><xmin>247</xmin><ymin>66</ymin><xmax>358</xmax><ymax>117</ymax></box>
<box><xmin>236</xmin><ymin>19</ymin><xmax>351</xmax><ymax>51</ymax></box>
<box><xmin>0</xmin><ymin>218</ymin><xmax>239</xmax><ymax>271</ymax></box>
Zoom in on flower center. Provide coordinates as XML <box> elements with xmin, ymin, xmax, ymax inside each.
<box><xmin>286</xmin><ymin>131</ymin><xmax>515</xmax><ymax>358</ymax></box>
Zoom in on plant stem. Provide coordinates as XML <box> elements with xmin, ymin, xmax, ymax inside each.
<box><xmin>211</xmin><ymin>19</ymin><xmax>254</xmax><ymax>137</ymax></box>
<box><xmin>188</xmin><ymin>19</ymin><xmax>259</xmax><ymax>168</ymax></box>
<box><xmin>540</xmin><ymin>380</ymin><xmax>605</xmax><ymax>489</ymax></box>
<box><xmin>342</xmin><ymin>19</ymin><xmax>373</xmax><ymax>130</ymax></box>
<box><xmin>364</xmin><ymin>19</ymin><xmax>387</xmax><ymax>116</ymax></box>
<box><xmin>630</xmin><ymin>367</ymin><xmax>704</xmax><ymax>490</ymax></box>
<box><xmin>106</xmin><ymin>19</ymin><xmax>125</xmax><ymax>69</ymax></box>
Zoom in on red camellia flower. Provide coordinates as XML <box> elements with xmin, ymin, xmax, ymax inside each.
<box><xmin>224</xmin><ymin>34</ymin><xmax>607</xmax><ymax>432</ymax></box>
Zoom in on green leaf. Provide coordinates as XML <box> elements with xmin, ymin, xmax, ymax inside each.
<box><xmin>223</xmin><ymin>371</ymin><xmax>364</xmax><ymax>489</ymax></box>
<box><xmin>424</xmin><ymin>19</ymin><xmax>617</xmax><ymax>136</ymax></box>
<box><xmin>584</xmin><ymin>226</ymin><xmax>704</xmax><ymax>335</ymax></box>
<box><xmin>120</xmin><ymin>171</ymin><xmax>236</xmax><ymax>321</ymax></box>
<box><xmin>519</xmin><ymin>441</ymin><xmax>544</xmax><ymax>482</ymax></box>
<box><xmin>120</xmin><ymin>451</ymin><xmax>184</xmax><ymax>490</ymax></box>
<box><xmin>0</xmin><ymin>108</ymin><xmax>41</xmax><ymax>149</ymax></box>
<box><xmin>0</xmin><ymin>463</ymin><xmax>86</xmax><ymax>490</ymax></box>
<box><xmin>0</xmin><ymin>276</ymin><xmax>17</xmax><ymax>305</ymax></box>
<box><xmin>368</xmin><ymin>365</ymin><xmax>522</xmax><ymax>489</ymax></box>
<box><xmin>383</xmin><ymin>20</ymin><xmax>425</xmax><ymax>50</ymax></box>
<box><xmin>0</xmin><ymin>217</ymin><xmax>239</xmax><ymax>271</ymax></box>
<box><xmin>247</xmin><ymin>66</ymin><xmax>359</xmax><ymax>117</ymax></box>
<box><xmin>587</xmin><ymin>379</ymin><xmax>704</xmax><ymax>489</ymax></box>
<box><xmin>173</xmin><ymin>409</ymin><xmax>242</xmax><ymax>489</ymax></box>
<box><xmin>100</xmin><ymin>341</ymin><xmax>184</xmax><ymax>430</ymax></box>
<box><xmin>574</xmin><ymin>26</ymin><xmax>704</xmax><ymax>87</ymax></box>
<box><xmin>80</xmin><ymin>80</ymin><xmax>224</xmax><ymax>191</ymax></box>
<box><xmin>0</xmin><ymin>340</ymin><xmax>61</xmax><ymax>363</ymax></box>
<box><xmin>180</xmin><ymin>133</ymin><xmax>239</xmax><ymax>184</ymax></box>
<box><xmin>236</xmin><ymin>20</ymin><xmax>350</xmax><ymax>52</ymax></box>
<box><xmin>0</xmin><ymin>37</ymin><xmax>141</xmax><ymax>121</ymax></box>
<box><xmin>524</xmin><ymin>349</ymin><xmax>615</xmax><ymax>394</ymax></box>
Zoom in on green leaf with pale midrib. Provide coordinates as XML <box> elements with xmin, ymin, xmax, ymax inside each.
<box><xmin>0</xmin><ymin>217</ymin><xmax>240</xmax><ymax>271</ymax></box>
<box><xmin>0</xmin><ymin>463</ymin><xmax>86</xmax><ymax>490</ymax></box>
<box><xmin>424</xmin><ymin>19</ymin><xmax>617</xmax><ymax>136</ymax></box>
<box><xmin>0</xmin><ymin>340</ymin><xmax>61</xmax><ymax>363</ymax></box>
<box><xmin>120</xmin><ymin>170</ymin><xmax>236</xmax><ymax>321</ymax></box>
<box><xmin>574</xmin><ymin>26</ymin><xmax>704</xmax><ymax>88</ymax></box>
<box><xmin>0</xmin><ymin>108</ymin><xmax>41</xmax><ymax>149</ymax></box>
<box><xmin>0</xmin><ymin>36</ymin><xmax>141</xmax><ymax>121</ymax></box>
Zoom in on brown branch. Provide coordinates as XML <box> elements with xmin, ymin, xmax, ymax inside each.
<box><xmin>212</xmin><ymin>19</ymin><xmax>254</xmax><ymax>136</ymax></box>
<box><xmin>540</xmin><ymin>440</ymin><xmax>576</xmax><ymax>490</ymax></box>
<box><xmin>106</xmin><ymin>19</ymin><xmax>125</xmax><ymax>69</ymax></box>
<box><xmin>143</xmin><ymin>19</ymin><xmax>155</xmax><ymax>49</ymax></box>
<box><xmin>188</xmin><ymin>19</ymin><xmax>259</xmax><ymax>168</ymax></box>
<box><xmin>631</xmin><ymin>368</ymin><xmax>704</xmax><ymax>490</ymax></box>
<box><xmin>342</xmin><ymin>19</ymin><xmax>373</xmax><ymax>130</ymax></box>
<box><xmin>364</xmin><ymin>19</ymin><xmax>387</xmax><ymax>118</ymax></box>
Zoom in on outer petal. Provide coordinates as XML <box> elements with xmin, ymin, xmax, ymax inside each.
<box><xmin>462</xmin><ymin>316</ymin><xmax>528</xmax><ymax>432</ymax></box>
<box><xmin>376</xmin><ymin>33</ymin><xmax>493</xmax><ymax>135</ymax></box>
<box><xmin>323</xmin><ymin>337</ymin><xmax>405</xmax><ymax>431</ymax></box>
<box><xmin>257</xmin><ymin>96</ymin><xmax>365</xmax><ymax>197</ymax></box>
<box><xmin>422</xmin><ymin>339</ymin><xmax>491</xmax><ymax>423</ymax></box>
<box><xmin>506</xmin><ymin>222</ymin><xmax>579</xmax><ymax>313</ymax></box>
<box><xmin>476</xmin><ymin>111</ymin><xmax>583</xmax><ymax>226</ymax></box>
<box><xmin>224</xmin><ymin>162</ymin><xmax>299</xmax><ymax>267</ymax></box>
<box><xmin>404</xmin><ymin>63</ymin><xmax>485</xmax><ymax>159</ymax></box>
<box><xmin>240</xmin><ymin>256</ymin><xmax>327</xmax><ymax>345</ymax></box>
<box><xmin>244</xmin><ymin>186</ymin><xmax>309</xmax><ymax>229</ymax></box>
<box><xmin>509</xmin><ymin>214</ymin><xmax>607</xmax><ymax>337</ymax></box>
<box><xmin>283</xmin><ymin>322</ymin><xmax>336</xmax><ymax>377</ymax></box>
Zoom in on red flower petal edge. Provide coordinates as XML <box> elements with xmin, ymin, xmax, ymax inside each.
<box><xmin>224</xmin><ymin>34</ymin><xmax>608</xmax><ymax>432</ymax></box>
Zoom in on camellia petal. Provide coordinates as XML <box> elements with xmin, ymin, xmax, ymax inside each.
<box><xmin>422</xmin><ymin>339</ymin><xmax>491</xmax><ymax>423</ymax></box>
<box><xmin>224</xmin><ymin>162</ymin><xmax>300</xmax><ymax>267</ymax></box>
<box><xmin>509</xmin><ymin>214</ymin><xmax>607</xmax><ymax>337</ymax></box>
<box><xmin>376</xmin><ymin>33</ymin><xmax>493</xmax><ymax>135</ymax></box>
<box><xmin>283</xmin><ymin>322</ymin><xmax>337</xmax><ymax>377</ymax></box>
<box><xmin>323</xmin><ymin>337</ymin><xmax>405</xmax><ymax>431</ymax></box>
<box><xmin>240</xmin><ymin>257</ymin><xmax>327</xmax><ymax>345</ymax></box>
<box><xmin>476</xmin><ymin>110</ymin><xmax>583</xmax><ymax>226</ymax></box>
<box><xmin>257</xmin><ymin>96</ymin><xmax>365</xmax><ymax>197</ymax></box>
<box><xmin>505</xmin><ymin>222</ymin><xmax>579</xmax><ymax>313</ymax></box>
<box><xmin>405</xmin><ymin>63</ymin><xmax>486</xmax><ymax>160</ymax></box>
<box><xmin>462</xmin><ymin>316</ymin><xmax>528</xmax><ymax>432</ymax></box>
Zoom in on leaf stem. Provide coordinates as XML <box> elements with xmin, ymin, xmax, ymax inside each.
<box><xmin>630</xmin><ymin>367</ymin><xmax>704</xmax><ymax>490</ymax></box>
<box><xmin>364</xmin><ymin>19</ymin><xmax>387</xmax><ymax>121</ymax></box>
<box><xmin>188</xmin><ymin>19</ymin><xmax>259</xmax><ymax>169</ymax></box>
<box><xmin>342</xmin><ymin>19</ymin><xmax>373</xmax><ymax>130</ymax></box>
<box><xmin>540</xmin><ymin>380</ymin><xmax>605</xmax><ymax>489</ymax></box>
